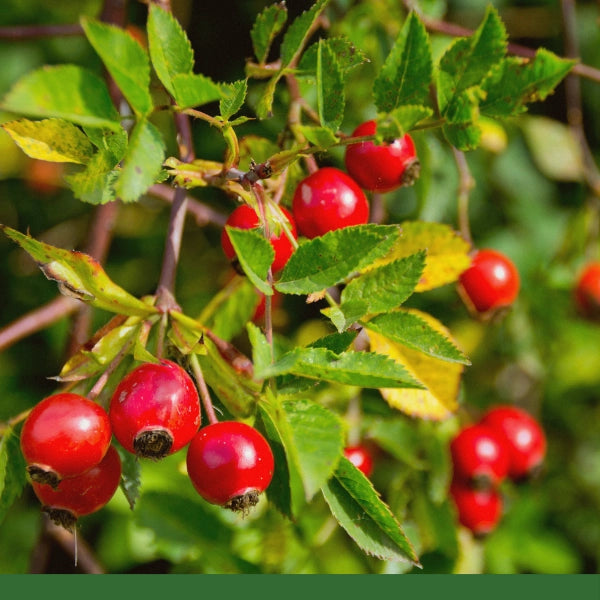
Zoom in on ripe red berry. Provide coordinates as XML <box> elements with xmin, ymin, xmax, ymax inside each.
<box><xmin>344</xmin><ymin>120</ymin><xmax>420</xmax><ymax>192</ymax></box>
<box><xmin>450</xmin><ymin>479</ymin><xmax>503</xmax><ymax>536</ymax></box>
<box><xmin>450</xmin><ymin>424</ymin><xmax>510</xmax><ymax>488</ymax></box>
<box><xmin>458</xmin><ymin>249</ymin><xmax>520</xmax><ymax>314</ymax></box>
<box><xmin>186</xmin><ymin>421</ymin><xmax>274</xmax><ymax>512</ymax></box>
<box><xmin>109</xmin><ymin>359</ymin><xmax>200</xmax><ymax>460</ymax></box>
<box><xmin>574</xmin><ymin>261</ymin><xmax>600</xmax><ymax>320</ymax></box>
<box><xmin>20</xmin><ymin>393</ymin><xmax>112</xmax><ymax>488</ymax></box>
<box><xmin>292</xmin><ymin>167</ymin><xmax>369</xmax><ymax>239</ymax></box>
<box><xmin>31</xmin><ymin>445</ymin><xmax>121</xmax><ymax>531</ymax></box>
<box><xmin>344</xmin><ymin>444</ymin><xmax>375</xmax><ymax>478</ymax></box>
<box><xmin>480</xmin><ymin>406</ymin><xmax>546</xmax><ymax>481</ymax></box>
<box><xmin>221</xmin><ymin>204</ymin><xmax>297</xmax><ymax>272</ymax></box>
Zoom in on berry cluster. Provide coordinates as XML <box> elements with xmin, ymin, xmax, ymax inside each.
<box><xmin>221</xmin><ymin>120</ymin><xmax>419</xmax><ymax>274</ymax></box>
<box><xmin>449</xmin><ymin>405</ymin><xmax>546</xmax><ymax>537</ymax></box>
<box><xmin>20</xmin><ymin>359</ymin><xmax>275</xmax><ymax>530</ymax></box>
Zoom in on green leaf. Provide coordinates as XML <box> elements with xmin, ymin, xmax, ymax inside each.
<box><xmin>298</xmin><ymin>37</ymin><xmax>369</xmax><ymax>76</ymax></box>
<box><xmin>309</xmin><ymin>330</ymin><xmax>358</xmax><ymax>353</ymax></box>
<box><xmin>114</xmin><ymin>119</ymin><xmax>165</xmax><ymax>203</ymax></box>
<box><xmin>167</xmin><ymin>311</ymin><xmax>206</xmax><ymax>356</ymax></box>
<box><xmin>375</xmin><ymin>106</ymin><xmax>433</xmax><ymax>138</ymax></box>
<box><xmin>258</xmin><ymin>400</ymin><xmax>304</xmax><ymax>519</ymax></box>
<box><xmin>365</xmin><ymin>310</ymin><xmax>470</xmax><ymax>364</ymax></box>
<box><xmin>250</xmin><ymin>2</ymin><xmax>288</xmax><ymax>64</ymax></box>
<box><xmin>259</xmin><ymin>393</ymin><xmax>344</xmax><ymax>506</ymax></box>
<box><xmin>171</xmin><ymin>73</ymin><xmax>222</xmax><ymax>109</ymax></box>
<box><xmin>436</xmin><ymin>6</ymin><xmax>506</xmax><ymax>115</ymax></box>
<box><xmin>316</xmin><ymin>40</ymin><xmax>344</xmax><ymax>132</ymax></box>
<box><xmin>368</xmin><ymin>418</ymin><xmax>426</xmax><ymax>470</ymax></box>
<box><xmin>53</xmin><ymin>316</ymin><xmax>143</xmax><ymax>382</ymax></box>
<box><xmin>480</xmin><ymin>51</ymin><xmax>576</xmax><ymax>118</ymax></box>
<box><xmin>247</xmin><ymin>322</ymin><xmax>272</xmax><ymax>375</ymax></box>
<box><xmin>340</xmin><ymin>251</ymin><xmax>426</xmax><ymax>319</ymax></box>
<box><xmin>255</xmin><ymin>74</ymin><xmax>281</xmax><ymax>120</ymax></box>
<box><xmin>83</xmin><ymin>126</ymin><xmax>128</xmax><ymax>163</ymax></box>
<box><xmin>373</xmin><ymin>11</ymin><xmax>433</xmax><ymax>112</ymax></box>
<box><xmin>147</xmin><ymin>4</ymin><xmax>194</xmax><ymax>97</ymax></box>
<box><xmin>65</xmin><ymin>150</ymin><xmax>119</xmax><ymax>205</ymax></box>
<box><xmin>1</xmin><ymin>65</ymin><xmax>120</xmax><ymax>130</ymax></box>
<box><xmin>116</xmin><ymin>445</ymin><xmax>141</xmax><ymax>510</ymax></box>
<box><xmin>226</xmin><ymin>226</ymin><xmax>273</xmax><ymax>296</ymax></box>
<box><xmin>0</xmin><ymin>428</ymin><xmax>27</xmax><ymax>525</ymax></box>
<box><xmin>280</xmin><ymin>0</ymin><xmax>330</xmax><ymax>68</ymax></box>
<box><xmin>441</xmin><ymin>87</ymin><xmax>484</xmax><ymax>150</ymax></box>
<box><xmin>81</xmin><ymin>18</ymin><xmax>152</xmax><ymax>116</ymax></box>
<box><xmin>275</xmin><ymin>225</ymin><xmax>399</xmax><ymax>295</ymax></box>
<box><xmin>256</xmin><ymin>346</ymin><xmax>423</xmax><ymax>389</ymax></box>
<box><xmin>2</xmin><ymin>118</ymin><xmax>94</xmax><ymax>164</ymax></box>
<box><xmin>220</xmin><ymin>79</ymin><xmax>248</xmax><ymax>120</ymax></box>
<box><xmin>322</xmin><ymin>456</ymin><xmax>420</xmax><ymax>565</ymax></box>
<box><xmin>1</xmin><ymin>226</ymin><xmax>158</xmax><ymax>317</ymax></box>
<box><xmin>294</xmin><ymin>125</ymin><xmax>338</xmax><ymax>148</ymax></box>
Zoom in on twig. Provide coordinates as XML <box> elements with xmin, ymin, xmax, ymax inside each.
<box><xmin>0</xmin><ymin>24</ymin><xmax>83</xmax><ymax>40</ymax></box>
<box><xmin>190</xmin><ymin>353</ymin><xmax>219</xmax><ymax>425</ymax></box>
<box><xmin>452</xmin><ymin>148</ymin><xmax>475</xmax><ymax>246</ymax></box>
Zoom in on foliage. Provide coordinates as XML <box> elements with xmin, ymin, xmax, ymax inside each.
<box><xmin>0</xmin><ymin>0</ymin><xmax>598</xmax><ymax>575</ymax></box>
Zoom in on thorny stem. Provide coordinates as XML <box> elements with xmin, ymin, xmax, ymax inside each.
<box><xmin>452</xmin><ymin>148</ymin><xmax>475</xmax><ymax>246</ymax></box>
<box><xmin>189</xmin><ymin>353</ymin><xmax>219</xmax><ymax>425</ymax></box>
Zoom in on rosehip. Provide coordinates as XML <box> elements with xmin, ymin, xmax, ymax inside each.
<box><xmin>186</xmin><ymin>421</ymin><xmax>274</xmax><ymax>512</ymax></box>
<box><xmin>480</xmin><ymin>406</ymin><xmax>546</xmax><ymax>480</ymax></box>
<box><xmin>221</xmin><ymin>204</ymin><xmax>297</xmax><ymax>272</ymax></box>
<box><xmin>450</xmin><ymin>424</ymin><xmax>510</xmax><ymax>488</ymax></box>
<box><xmin>344</xmin><ymin>444</ymin><xmax>374</xmax><ymax>478</ymax></box>
<box><xmin>292</xmin><ymin>167</ymin><xmax>369</xmax><ymax>239</ymax></box>
<box><xmin>31</xmin><ymin>445</ymin><xmax>121</xmax><ymax>531</ymax></box>
<box><xmin>20</xmin><ymin>393</ymin><xmax>112</xmax><ymax>488</ymax></box>
<box><xmin>109</xmin><ymin>359</ymin><xmax>200</xmax><ymax>460</ymax></box>
<box><xmin>458</xmin><ymin>249</ymin><xmax>520</xmax><ymax>314</ymax></box>
<box><xmin>344</xmin><ymin>120</ymin><xmax>420</xmax><ymax>192</ymax></box>
<box><xmin>450</xmin><ymin>479</ymin><xmax>503</xmax><ymax>536</ymax></box>
<box><xmin>574</xmin><ymin>261</ymin><xmax>600</xmax><ymax>320</ymax></box>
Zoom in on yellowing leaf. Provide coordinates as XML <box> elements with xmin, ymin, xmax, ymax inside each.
<box><xmin>2</xmin><ymin>118</ymin><xmax>94</xmax><ymax>164</ymax></box>
<box><xmin>366</xmin><ymin>309</ymin><xmax>464</xmax><ymax>420</ymax></box>
<box><xmin>367</xmin><ymin>221</ymin><xmax>471</xmax><ymax>292</ymax></box>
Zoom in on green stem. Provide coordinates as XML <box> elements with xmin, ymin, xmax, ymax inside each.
<box><xmin>189</xmin><ymin>353</ymin><xmax>219</xmax><ymax>425</ymax></box>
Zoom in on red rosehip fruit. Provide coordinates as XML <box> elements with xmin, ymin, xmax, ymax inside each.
<box><xmin>450</xmin><ymin>479</ymin><xmax>503</xmax><ymax>536</ymax></box>
<box><xmin>450</xmin><ymin>424</ymin><xmax>510</xmax><ymax>488</ymax></box>
<box><xmin>20</xmin><ymin>393</ymin><xmax>112</xmax><ymax>488</ymax></box>
<box><xmin>574</xmin><ymin>261</ymin><xmax>600</xmax><ymax>320</ymax></box>
<box><xmin>221</xmin><ymin>204</ymin><xmax>297</xmax><ymax>273</ymax></box>
<box><xmin>344</xmin><ymin>120</ymin><xmax>420</xmax><ymax>192</ymax></box>
<box><xmin>186</xmin><ymin>421</ymin><xmax>274</xmax><ymax>512</ymax></box>
<box><xmin>31</xmin><ymin>445</ymin><xmax>121</xmax><ymax>531</ymax></box>
<box><xmin>344</xmin><ymin>444</ymin><xmax>375</xmax><ymax>478</ymax></box>
<box><xmin>292</xmin><ymin>167</ymin><xmax>369</xmax><ymax>239</ymax></box>
<box><xmin>480</xmin><ymin>406</ymin><xmax>546</xmax><ymax>481</ymax></box>
<box><xmin>109</xmin><ymin>359</ymin><xmax>200</xmax><ymax>460</ymax></box>
<box><xmin>458</xmin><ymin>249</ymin><xmax>520</xmax><ymax>314</ymax></box>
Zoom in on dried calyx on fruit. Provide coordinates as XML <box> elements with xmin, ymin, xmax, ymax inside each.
<box><xmin>109</xmin><ymin>359</ymin><xmax>201</xmax><ymax>460</ymax></box>
<box><xmin>186</xmin><ymin>421</ymin><xmax>274</xmax><ymax>513</ymax></box>
<box><xmin>20</xmin><ymin>393</ymin><xmax>112</xmax><ymax>488</ymax></box>
<box><xmin>344</xmin><ymin>120</ymin><xmax>420</xmax><ymax>192</ymax></box>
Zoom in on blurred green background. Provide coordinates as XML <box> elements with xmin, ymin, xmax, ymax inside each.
<box><xmin>0</xmin><ymin>0</ymin><xmax>599</xmax><ymax>574</ymax></box>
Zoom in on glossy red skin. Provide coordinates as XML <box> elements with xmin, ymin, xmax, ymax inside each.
<box><xmin>574</xmin><ymin>262</ymin><xmax>600</xmax><ymax>319</ymax></box>
<box><xmin>459</xmin><ymin>249</ymin><xmax>520</xmax><ymax>313</ymax></box>
<box><xmin>344</xmin><ymin>120</ymin><xmax>417</xmax><ymax>192</ymax></box>
<box><xmin>480</xmin><ymin>406</ymin><xmax>546</xmax><ymax>480</ymax></box>
<box><xmin>186</xmin><ymin>421</ymin><xmax>274</xmax><ymax>506</ymax></box>
<box><xmin>292</xmin><ymin>167</ymin><xmax>369</xmax><ymax>239</ymax></box>
<box><xmin>221</xmin><ymin>204</ymin><xmax>297</xmax><ymax>272</ymax></box>
<box><xmin>450</xmin><ymin>424</ymin><xmax>510</xmax><ymax>487</ymax></box>
<box><xmin>20</xmin><ymin>393</ymin><xmax>112</xmax><ymax>480</ymax></box>
<box><xmin>32</xmin><ymin>445</ymin><xmax>121</xmax><ymax>518</ymax></box>
<box><xmin>109</xmin><ymin>359</ymin><xmax>200</xmax><ymax>456</ymax></box>
<box><xmin>450</xmin><ymin>479</ymin><xmax>503</xmax><ymax>536</ymax></box>
<box><xmin>344</xmin><ymin>445</ymin><xmax>374</xmax><ymax>478</ymax></box>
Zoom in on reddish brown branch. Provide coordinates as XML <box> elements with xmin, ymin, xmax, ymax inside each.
<box><xmin>0</xmin><ymin>24</ymin><xmax>83</xmax><ymax>40</ymax></box>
